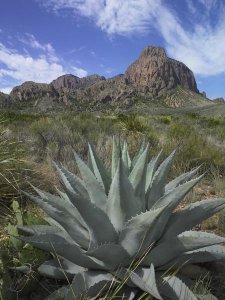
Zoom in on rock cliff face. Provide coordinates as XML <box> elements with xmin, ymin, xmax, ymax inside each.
<box><xmin>51</xmin><ymin>74</ymin><xmax>105</xmax><ymax>90</ymax></box>
<box><xmin>125</xmin><ymin>46</ymin><xmax>198</xmax><ymax>96</ymax></box>
<box><xmin>3</xmin><ymin>46</ymin><xmax>207</xmax><ymax>111</ymax></box>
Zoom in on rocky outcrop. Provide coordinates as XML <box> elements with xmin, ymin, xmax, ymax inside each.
<box><xmin>10</xmin><ymin>81</ymin><xmax>57</xmax><ymax>101</ymax></box>
<box><xmin>125</xmin><ymin>46</ymin><xmax>198</xmax><ymax>96</ymax></box>
<box><xmin>1</xmin><ymin>45</ymin><xmax>211</xmax><ymax>111</ymax></box>
<box><xmin>51</xmin><ymin>74</ymin><xmax>105</xmax><ymax>90</ymax></box>
<box><xmin>213</xmin><ymin>97</ymin><xmax>225</xmax><ymax>103</ymax></box>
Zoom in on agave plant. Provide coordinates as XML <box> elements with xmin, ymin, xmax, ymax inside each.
<box><xmin>17</xmin><ymin>138</ymin><xmax>225</xmax><ymax>300</ymax></box>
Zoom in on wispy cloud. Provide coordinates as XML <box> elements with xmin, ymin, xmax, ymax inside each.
<box><xmin>0</xmin><ymin>42</ymin><xmax>64</xmax><ymax>83</ymax></box>
<box><xmin>37</xmin><ymin>0</ymin><xmax>225</xmax><ymax>77</ymax></box>
<box><xmin>0</xmin><ymin>87</ymin><xmax>13</xmax><ymax>94</ymax></box>
<box><xmin>18</xmin><ymin>33</ymin><xmax>59</xmax><ymax>62</ymax></box>
<box><xmin>38</xmin><ymin>0</ymin><xmax>159</xmax><ymax>36</ymax></box>
<box><xmin>71</xmin><ymin>66</ymin><xmax>88</xmax><ymax>77</ymax></box>
<box><xmin>0</xmin><ymin>34</ymin><xmax>88</xmax><ymax>92</ymax></box>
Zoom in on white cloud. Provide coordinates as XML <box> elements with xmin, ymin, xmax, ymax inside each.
<box><xmin>154</xmin><ymin>2</ymin><xmax>225</xmax><ymax>76</ymax></box>
<box><xmin>198</xmin><ymin>0</ymin><xmax>217</xmax><ymax>11</ymax></box>
<box><xmin>0</xmin><ymin>40</ymin><xmax>88</xmax><ymax>91</ymax></box>
<box><xmin>38</xmin><ymin>0</ymin><xmax>225</xmax><ymax>77</ymax></box>
<box><xmin>71</xmin><ymin>66</ymin><xmax>88</xmax><ymax>77</ymax></box>
<box><xmin>18</xmin><ymin>33</ymin><xmax>59</xmax><ymax>62</ymax></box>
<box><xmin>186</xmin><ymin>0</ymin><xmax>197</xmax><ymax>14</ymax></box>
<box><xmin>0</xmin><ymin>87</ymin><xmax>13</xmax><ymax>94</ymax></box>
<box><xmin>0</xmin><ymin>42</ymin><xmax>65</xmax><ymax>83</ymax></box>
<box><xmin>38</xmin><ymin>0</ymin><xmax>160</xmax><ymax>35</ymax></box>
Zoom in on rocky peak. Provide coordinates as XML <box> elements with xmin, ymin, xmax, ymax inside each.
<box><xmin>51</xmin><ymin>74</ymin><xmax>105</xmax><ymax>90</ymax></box>
<box><xmin>141</xmin><ymin>46</ymin><xmax>167</xmax><ymax>60</ymax></box>
<box><xmin>125</xmin><ymin>46</ymin><xmax>198</xmax><ymax>96</ymax></box>
<box><xmin>51</xmin><ymin>74</ymin><xmax>80</xmax><ymax>89</ymax></box>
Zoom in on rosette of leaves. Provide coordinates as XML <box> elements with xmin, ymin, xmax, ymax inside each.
<box><xmin>18</xmin><ymin>138</ymin><xmax>225</xmax><ymax>300</ymax></box>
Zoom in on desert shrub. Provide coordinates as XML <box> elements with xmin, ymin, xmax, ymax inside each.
<box><xmin>156</xmin><ymin>115</ymin><xmax>172</xmax><ymax>124</ymax></box>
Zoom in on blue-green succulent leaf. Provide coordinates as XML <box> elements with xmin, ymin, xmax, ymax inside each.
<box><xmin>129</xmin><ymin>144</ymin><xmax>149</xmax><ymax>211</ymax></box>
<box><xmin>54</xmin><ymin>162</ymin><xmax>88</xmax><ymax>199</ymax></box>
<box><xmin>18</xmin><ymin>231</ymin><xmax>106</xmax><ymax>269</ymax></box>
<box><xmin>88</xmin><ymin>143</ymin><xmax>111</xmax><ymax>193</ymax></box>
<box><xmin>144</xmin><ymin>231</ymin><xmax>225</xmax><ymax>267</ymax></box>
<box><xmin>67</xmin><ymin>271</ymin><xmax>115</xmax><ymax>300</ymax></box>
<box><xmin>147</xmin><ymin>150</ymin><xmax>176</xmax><ymax>209</ymax></box>
<box><xmin>107</xmin><ymin>159</ymin><xmax>141</xmax><ymax>231</ymax></box>
<box><xmin>145</xmin><ymin>149</ymin><xmax>163</xmax><ymax>193</ymax></box>
<box><xmin>152</xmin><ymin>175</ymin><xmax>204</xmax><ymax>210</ymax></box>
<box><xmin>38</xmin><ymin>258</ymin><xmax>85</xmax><ymax>280</ymax></box>
<box><xmin>162</xmin><ymin>198</ymin><xmax>225</xmax><ymax>240</ymax></box>
<box><xmin>111</xmin><ymin>136</ymin><xmax>121</xmax><ymax>179</ymax></box>
<box><xmin>23</xmin><ymin>189</ymin><xmax>89</xmax><ymax>249</ymax></box>
<box><xmin>119</xmin><ymin>207</ymin><xmax>165</xmax><ymax>257</ymax></box>
<box><xmin>87</xmin><ymin>243</ymin><xmax>131</xmax><ymax>270</ymax></box>
<box><xmin>157</xmin><ymin>275</ymin><xmax>198</xmax><ymax>300</ymax></box>
<box><xmin>165</xmin><ymin>166</ymin><xmax>201</xmax><ymax>193</ymax></box>
<box><xmin>159</xmin><ymin>245</ymin><xmax>225</xmax><ymax>270</ymax></box>
<box><xmin>122</xmin><ymin>140</ymin><xmax>131</xmax><ymax>175</ymax></box>
<box><xmin>66</xmin><ymin>189</ymin><xmax>118</xmax><ymax>245</ymax></box>
<box><xmin>129</xmin><ymin>265</ymin><xmax>162</xmax><ymax>299</ymax></box>
<box><xmin>74</xmin><ymin>151</ymin><xmax>108</xmax><ymax>211</ymax></box>
<box><xmin>132</xmin><ymin>140</ymin><xmax>146</xmax><ymax>168</ymax></box>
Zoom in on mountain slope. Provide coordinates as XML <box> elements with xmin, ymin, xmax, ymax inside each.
<box><xmin>0</xmin><ymin>46</ymin><xmax>217</xmax><ymax>112</ymax></box>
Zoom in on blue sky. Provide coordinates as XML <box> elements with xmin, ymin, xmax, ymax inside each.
<box><xmin>0</xmin><ymin>0</ymin><xmax>225</xmax><ymax>99</ymax></box>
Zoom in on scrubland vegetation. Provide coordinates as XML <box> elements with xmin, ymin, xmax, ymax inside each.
<box><xmin>1</xmin><ymin>110</ymin><xmax>225</xmax><ymax>299</ymax></box>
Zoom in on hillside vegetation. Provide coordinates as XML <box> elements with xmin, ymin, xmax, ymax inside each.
<box><xmin>1</xmin><ymin>110</ymin><xmax>225</xmax><ymax>299</ymax></box>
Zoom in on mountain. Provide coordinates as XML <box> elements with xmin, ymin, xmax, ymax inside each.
<box><xmin>125</xmin><ymin>47</ymin><xmax>198</xmax><ymax>96</ymax></box>
<box><xmin>0</xmin><ymin>46</ymin><xmax>215</xmax><ymax>112</ymax></box>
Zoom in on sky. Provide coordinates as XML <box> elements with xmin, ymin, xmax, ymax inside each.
<box><xmin>0</xmin><ymin>0</ymin><xmax>225</xmax><ymax>99</ymax></box>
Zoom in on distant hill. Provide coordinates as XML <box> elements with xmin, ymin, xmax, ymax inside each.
<box><xmin>0</xmin><ymin>46</ymin><xmax>219</xmax><ymax>112</ymax></box>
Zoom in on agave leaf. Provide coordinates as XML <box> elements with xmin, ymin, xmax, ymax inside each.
<box><xmin>17</xmin><ymin>225</ymin><xmax>62</xmax><ymax>236</ymax></box>
<box><xmin>159</xmin><ymin>245</ymin><xmax>225</xmax><ymax>270</ymax></box>
<box><xmin>138</xmin><ymin>177</ymin><xmax>204</xmax><ymax>248</ymax></box>
<box><xmin>122</xmin><ymin>140</ymin><xmax>132</xmax><ymax>175</ymax></box>
<box><xmin>45</xmin><ymin>286</ymin><xmax>69</xmax><ymax>300</ymax></box>
<box><xmin>111</xmin><ymin>136</ymin><xmax>121</xmax><ymax>179</ymax></box>
<box><xmin>157</xmin><ymin>275</ymin><xmax>198</xmax><ymax>300</ymax></box>
<box><xmin>165</xmin><ymin>166</ymin><xmax>201</xmax><ymax>193</ymax></box>
<box><xmin>66</xmin><ymin>189</ymin><xmax>118</xmax><ymax>246</ymax></box>
<box><xmin>107</xmin><ymin>159</ymin><xmax>141</xmax><ymax>232</ymax></box>
<box><xmin>144</xmin><ymin>231</ymin><xmax>225</xmax><ymax>267</ymax></box>
<box><xmin>147</xmin><ymin>150</ymin><xmax>176</xmax><ymax>209</ymax></box>
<box><xmin>87</xmin><ymin>243</ymin><xmax>131</xmax><ymax>270</ymax></box>
<box><xmin>18</xmin><ymin>231</ymin><xmax>106</xmax><ymax>269</ymax></box>
<box><xmin>162</xmin><ymin>198</ymin><xmax>225</xmax><ymax>240</ymax></box>
<box><xmin>54</xmin><ymin>162</ymin><xmax>89</xmax><ymax>199</ymax></box>
<box><xmin>74</xmin><ymin>151</ymin><xmax>108</xmax><ymax>211</ymax></box>
<box><xmin>128</xmin><ymin>265</ymin><xmax>162</xmax><ymax>299</ymax></box>
<box><xmin>23</xmin><ymin>190</ymin><xmax>90</xmax><ymax>249</ymax></box>
<box><xmin>152</xmin><ymin>175</ymin><xmax>204</xmax><ymax>210</ymax></box>
<box><xmin>88</xmin><ymin>143</ymin><xmax>111</xmax><ymax>193</ymax></box>
<box><xmin>38</xmin><ymin>258</ymin><xmax>85</xmax><ymax>280</ymax></box>
<box><xmin>119</xmin><ymin>207</ymin><xmax>165</xmax><ymax>257</ymax></box>
<box><xmin>129</xmin><ymin>144</ymin><xmax>149</xmax><ymax>211</ymax></box>
<box><xmin>145</xmin><ymin>149</ymin><xmax>163</xmax><ymax>193</ymax></box>
<box><xmin>44</xmin><ymin>217</ymin><xmax>65</xmax><ymax>231</ymax></box>
<box><xmin>88</xmin><ymin>146</ymin><xmax>94</xmax><ymax>172</ymax></box>
<box><xmin>66</xmin><ymin>271</ymin><xmax>115</xmax><ymax>300</ymax></box>
<box><xmin>131</xmin><ymin>140</ymin><xmax>146</xmax><ymax>168</ymax></box>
